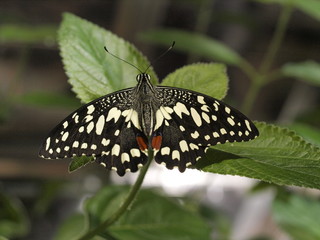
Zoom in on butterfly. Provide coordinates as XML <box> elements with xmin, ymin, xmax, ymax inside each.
<box><xmin>39</xmin><ymin>44</ymin><xmax>259</xmax><ymax>176</ymax></box>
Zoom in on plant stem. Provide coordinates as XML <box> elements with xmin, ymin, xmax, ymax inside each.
<box><xmin>260</xmin><ymin>4</ymin><xmax>293</xmax><ymax>74</ymax></box>
<box><xmin>241</xmin><ymin>4</ymin><xmax>293</xmax><ymax>114</ymax></box>
<box><xmin>78</xmin><ymin>151</ymin><xmax>153</xmax><ymax>240</ymax></box>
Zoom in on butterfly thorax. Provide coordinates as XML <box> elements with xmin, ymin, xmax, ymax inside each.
<box><xmin>132</xmin><ymin>73</ymin><xmax>160</xmax><ymax>138</ymax></box>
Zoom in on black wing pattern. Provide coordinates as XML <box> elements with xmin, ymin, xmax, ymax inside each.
<box><xmin>39</xmin><ymin>88</ymin><xmax>148</xmax><ymax>176</ymax></box>
<box><xmin>153</xmin><ymin>86</ymin><xmax>259</xmax><ymax>172</ymax></box>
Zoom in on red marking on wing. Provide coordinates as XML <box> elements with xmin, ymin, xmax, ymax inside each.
<box><xmin>136</xmin><ymin>136</ymin><xmax>148</xmax><ymax>151</ymax></box>
<box><xmin>151</xmin><ymin>135</ymin><xmax>162</xmax><ymax>150</ymax></box>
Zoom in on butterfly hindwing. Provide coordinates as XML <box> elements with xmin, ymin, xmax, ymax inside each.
<box><xmin>39</xmin><ymin>88</ymin><xmax>147</xmax><ymax>176</ymax></box>
<box><xmin>153</xmin><ymin>86</ymin><xmax>259</xmax><ymax>171</ymax></box>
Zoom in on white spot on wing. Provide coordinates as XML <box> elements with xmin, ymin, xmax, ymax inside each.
<box><xmin>72</xmin><ymin>141</ymin><xmax>79</xmax><ymax>148</ymax></box>
<box><xmin>45</xmin><ymin>137</ymin><xmax>51</xmax><ymax>151</ymax></box>
<box><xmin>81</xmin><ymin>143</ymin><xmax>88</xmax><ymax>149</ymax></box>
<box><xmin>160</xmin><ymin>106</ymin><xmax>172</xmax><ymax>120</ymax></box>
<box><xmin>202</xmin><ymin>112</ymin><xmax>210</xmax><ymax>123</ymax></box>
<box><xmin>130</xmin><ymin>148</ymin><xmax>141</xmax><ymax>157</ymax></box>
<box><xmin>245</xmin><ymin>120</ymin><xmax>252</xmax><ymax>132</ymax></box>
<box><xmin>191</xmin><ymin>130</ymin><xmax>200</xmax><ymax>139</ymax></box>
<box><xmin>173</xmin><ymin>102</ymin><xmax>190</xmax><ymax>118</ymax></box>
<box><xmin>61</xmin><ymin>132</ymin><xmax>69</xmax><ymax>142</ymax></box>
<box><xmin>106</xmin><ymin>107</ymin><xmax>121</xmax><ymax>123</ymax></box>
<box><xmin>172</xmin><ymin>150</ymin><xmax>180</xmax><ymax>160</ymax></box>
<box><xmin>87</xmin><ymin>105</ymin><xmax>95</xmax><ymax>114</ymax></box>
<box><xmin>179</xmin><ymin>140</ymin><xmax>189</xmax><ymax>152</ymax></box>
<box><xmin>154</xmin><ymin>109</ymin><xmax>164</xmax><ymax>130</ymax></box>
<box><xmin>63</xmin><ymin>121</ymin><xmax>68</xmax><ymax>129</ymax></box>
<box><xmin>111</xmin><ymin>144</ymin><xmax>120</xmax><ymax>156</ymax></box>
<box><xmin>197</xmin><ymin>95</ymin><xmax>206</xmax><ymax>104</ymax></box>
<box><xmin>96</xmin><ymin>115</ymin><xmax>105</xmax><ymax>135</ymax></box>
<box><xmin>227</xmin><ymin>117</ymin><xmax>235</xmax><ymax>126</ymax></box>
<box><xmin>190</xmin><ymin>107</ymin><xmax>202</xmax><ymax>127</ymax></box>
<box><xmin>121</xmin><ymin>152</ymin><xmax>130</xmax><ymax>163</ymax></box>
<box><xmin>86</xmin><ymin>121</ymin><xmax>94</xmax><ymax>134</ymax></box>
<box><xmin>102</xmin><ymin>138</ymin><xmax>110</xmax><ymax>146</ymax></box>
<box><xmin>161</xmin><ymin>147</ymin><xmax>170</xmax><ymax>155</ymax></box>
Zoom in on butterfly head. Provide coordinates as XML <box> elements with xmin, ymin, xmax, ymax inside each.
<box><xmin>136</xmin><ymin>73</ymin><xmax>151</xmax><ymax>83</ymax></box>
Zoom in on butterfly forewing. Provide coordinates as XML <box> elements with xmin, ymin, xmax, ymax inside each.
<box><xmin>39</xmin><ymin>88</ymin><xmax>148</xmax><ymax>176</ymax></box>
<box><xmin>152</xmin><ymin>86</ymin><xmax>259</xmax><ymax>171</ymax></box>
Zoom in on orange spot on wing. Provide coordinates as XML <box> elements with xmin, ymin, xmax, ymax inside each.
<box><xmin>136</xmin><ymin>136</ymin><xmax>148</xmax><ymax>151</ymax></box>
<box><xmin>151</xmin><ymin>135</ymin><xmax>162</xmax><ymax>150</ymax></box>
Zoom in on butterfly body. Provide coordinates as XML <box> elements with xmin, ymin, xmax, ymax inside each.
<box><xmin>39</xmin><ymin>73</ymin><xmax>259</xmax><ymax>176</ymax></box>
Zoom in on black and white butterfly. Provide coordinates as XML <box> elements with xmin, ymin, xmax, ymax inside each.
<box><xmin>39</xmin><ymin>48</ymin><xmax>259</xmax><ymax>176</ymax></box>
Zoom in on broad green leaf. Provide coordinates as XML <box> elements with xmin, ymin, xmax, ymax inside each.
<box><xmin>139</xmin><ymin>29</ymin><xmax>243</xmax><ymax>65</ymax></box>
<box><xmin>0</xmin><ymin>193</ymin><xmax>29</xmax><ymax>238</ymax></box>
<box><xmin>161</xmin><ymin>63</ymin><xmax>228</xmax><ymax>100</ymax></box>
<box><xmin>282</xmin><ymin>61</ymin><xmax>320</xmax><ymax>86</ymax></box>
<box><xmin>58</xmin><ymin>13</ymin><xmax>157</xmax><ymax>103</ymax></box>
<box><xmin>84</xmin><ymin>186</ymin><xmax>211</xmax><ymax>240</ymax></box>
<box><xmin>0</xmin><ymin>24</ymin><xmax>57</xmax><ymax>45</ymax></box>
<box><xmin>69</xmin><ymin>156</ymin><xmax>94</xmax><ymax>172</ymax></box>
<box><xmin>254</xmin><ymin>0</ymin><xmax>320</xmax><ymax>21</ymax></box>
<box><xmin>273</xmin><ymin>195</ymin><xmax>320</xmax><ymax>240</ymax></box>
<box><xmin>198</xmin><ymin>122</ymin><xmax>320</xmax><ymax>189</ymax></box>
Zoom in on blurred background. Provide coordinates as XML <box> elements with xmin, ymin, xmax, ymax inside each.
<box><xmin>0</xmin><ymin>0</ymin><xmax>320</xmax><ymax>239</ymax></box>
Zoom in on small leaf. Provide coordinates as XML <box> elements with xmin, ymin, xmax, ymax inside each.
<box><xmin>161</xmin><ymin>63</ymin><xmax>228</xmax><ymax>100</ymax></box>
<box><xmin>139</xmin><ymin>29</ymin><xmax>243</xmax><ymax>65</ymax></box>
<box><xmin>273</xmin><ymin>195</ymin><xmax>320</xmax><ymax>240</ymax></box>
<box><xmin>0</xmin><ymin>24</ymin><xmax>57</xmax><ymax>45</ymax></box>
<box><xmin>69</xmin><ymin>156</ymin><xmax>95</xmax><ymax>172</ymax></box>
<box><xmin>282</xmin><ymin>61</ymin><xmax>320</xmax><ymax>86</ymax></box>
<box><xmin>199</xmin><ymin>122</ymin><xmax>320</xmax><ymax>189</ymax></box>
<box><xmin>58</xmin><ymin>13</ymin><xmax>157</xmax><ymax>103</ymax></box>
<box><xmin>84</xmin><ymin>186</ymin><xmax>211</xmax><ymax>240</ymax></box>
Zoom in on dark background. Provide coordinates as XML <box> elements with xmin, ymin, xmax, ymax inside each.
<box><xmin>0</xmin><ymin>0</ymin><xmax>319</xmax><ymax>239</ymax></box>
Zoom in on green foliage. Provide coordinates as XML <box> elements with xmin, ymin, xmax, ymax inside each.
<box><xmin>0</xmin><ymin>24</ymin><xmax>57</xmax><ymax>45</ymax></box>
<box><xmin>139</xmin><ymin>28</ymin><xmax>242</xmax><ymax>65</ymax></box>
<box><xmin>282</xmin><ymin>61</ymin><xmax>320</xmax><ymax>86</ymax></box>
<box><xmin>161</xmin><ymin>63</ymin><xmax>228</xmax><ymax>100</ymax></box>
<box><xmin>0</xmin><ymin>193</ymin><xmax>29</xmax><ymax>238</ymax></box>
<box><xmin>58</xmin><ymin>13</ymin><xmax>157</xmax><ymax>103</ymax></box>
<box><xmin>273</xmin><ymin>194</ymin><xmax>320</xmax><ymax>240</ymax></box>
<box><xmin>55</xmin><ymin>186</ymin><xmax>211</xmax><ymax>240</ymax></box>
<box><xmin>199</xmin><ymin>122</ymin><xmax>320</xmax><ymax>189</ymax></box>
<box><xmin>254</xmin><ymin>0</ymin><xmax>320</xmax><ymax>21</ymax></box>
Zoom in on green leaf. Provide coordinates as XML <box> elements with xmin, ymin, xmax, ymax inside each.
<box><xmin>139</xmin><ymin>28</ymin><xmax>243</xmax><ymax>65</ymax></box>
<box><xmin>69</xmin><ymin>156</ymin><xmax>95</xmax><ymax>172</ymax></box>
<box><xmin>161</xmin><ymin>63</ymin><xmax>228</xmax><ymax>100</ymax></box>
<box><xmin>282</xmin><ymin>61</ymin><xmax>320</xmax><ymax>86</ymax></box>
<box><xmin>0</xmin><ymin>193</ymin><xmax>29</xmax><ymax>238</ymax></box>
<box><xmin>84</xmin><ymin>186</ymin><xmax>211</xmax><ymax>240</ymax></box>
<box><xmin>254</xmin><ymin>0</ymin><xmax>320</xmax><ymax>21</ymax></box>
<box><xmin>198</xmin><ymin>122</ymin><xmax>320</xmax><ymax>189</ymax></box>
<box><xmin>273</xmin><ymin>195</ymin><xmax>320</xmax><ymax>240</ymax></box>
<box><xmin>53</xmin><ymin>214</ymin><xmax>89</xmax><ymax>240</ymax></box>
<box><xmin>0</xmin><ymin>24</ymin><xmax>57</xmax><ymax>45</ymax></box>
<box><xmin>58</xmin><ymin>13</ymin><xmax>157</xmax><ymax>103</ymax></box>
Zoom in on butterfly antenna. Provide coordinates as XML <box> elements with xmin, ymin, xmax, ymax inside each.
<box><xmin>144</xmin><ymin>41</ymin><xmax>175</xmax><ymax>73</ymax></box>
<box><xmin>104</xmin><ymin>46</ymin><xmax>143</xmax><ymax>73</ymax></box>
